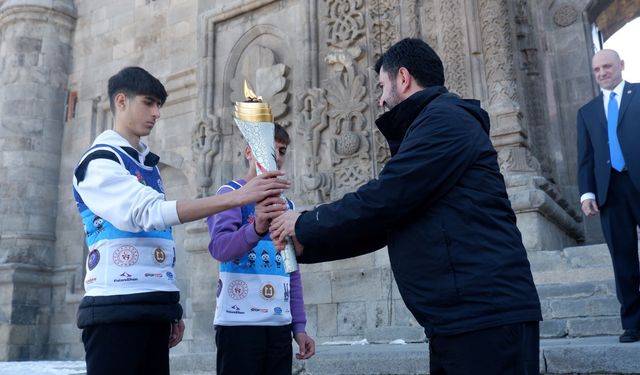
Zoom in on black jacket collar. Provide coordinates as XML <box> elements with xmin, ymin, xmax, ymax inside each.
<box><xmin>375</xmin><ymin>86</ymin><xmax>449</xmax><ymax>155</ymax></box>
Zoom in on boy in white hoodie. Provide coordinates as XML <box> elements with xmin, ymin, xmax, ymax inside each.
<box><xmin>72</xmin><ymin>66</ymin><xmax>288</xmax><ymax>375</ymax></box>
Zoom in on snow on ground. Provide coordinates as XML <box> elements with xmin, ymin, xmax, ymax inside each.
<box><xmin>0</xmin><ymin>361</ymin><xmax>86</xmax><ymax>375</ymax></box>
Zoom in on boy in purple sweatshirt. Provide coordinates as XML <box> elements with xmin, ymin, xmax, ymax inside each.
<box><xmin>207</xmin><ymin>124</ymin><xmax>315</xmax><ymax>375</ymax></box>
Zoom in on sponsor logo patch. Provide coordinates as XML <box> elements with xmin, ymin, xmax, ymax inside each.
<box><xmin>216</xmin><ymin>279</ymin><xmax>222</xmax><ymax>298</ymax></box>
<box><xmin>85</xmin><ymin>277</ymin><xmax>97</xmax><ymax>285</ymax></box>
<box><xmin>114</xmin><ymin>272</ymin><xmax>138</xmax><ymax>282</ymax></box>
<box><xmin>274</xmin><ymin>307</ymin><xmax>282</xmax><ymax>315</ymax></box>
<box><xmin>260</xmin><ymin>283</ymin><xmax>276</xmax><ymax>300</ymax></box>
<box><xmin>87</xmin><ymin>249</ymin><xmax>100</xmax><ymax>271</ymax></box>
<box><xmin>166</xmin><ymin>271</ymin><xmax>174</xmax><ymax>281</ymax></box>
<box><xmin>113</xmin><ymin>245</ymin><xmax>139</xmax><ymax>267</ymax></box>
<box><xmin>228</xmin><ymin>280</ymin><xmax>248</xmax><ymax>300</ymax></box>
<box><xmin>226</xmin><ymin>304</ymin><xmax>244</xmax><ymax>314</ymax></box>
<box><xmin>153</xmin><ymin>247</ymin><xmax>166</xmax><ymax>264</ymax></box>
<box><xmin>251</xmin><ymin>307</ymin><xmax>269</xmax><ymax>313</ymax></box>
<box><xmin>144</xmin><ymin>272</ymin><xmax>163</xmax><ymax>278</ymax></box>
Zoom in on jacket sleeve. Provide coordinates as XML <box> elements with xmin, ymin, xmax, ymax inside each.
<box><xmin>296</xmin><ymin>104</ymin><xmax>480</xmax><ymax>261</ymax></box>
<box><xmin>73</xmin><ymin>157</ymin><xmax>181</xmax><ymax>232</ymax></box>
<box><xmin>576</xmin><ymin>109</ymin><xmax>596</xmax><ymax>196</ymax></box>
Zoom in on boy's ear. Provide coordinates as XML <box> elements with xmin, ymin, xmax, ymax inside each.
<box><xmin>244</xmin><ymin>146</ymin><xmax>253</xmax><ymax>160</ymax></box>
<box><xmin>114</xmin><ymin>93</ymin><xmax>128</xmax><ymax>112</ymax></box>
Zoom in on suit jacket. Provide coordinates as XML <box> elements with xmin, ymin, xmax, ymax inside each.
<box><xmin>577</xmin><ymin>81</ymin><xmax>640</xmax><ymax>206</ymax></box>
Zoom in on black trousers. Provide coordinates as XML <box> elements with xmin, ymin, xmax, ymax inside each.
<box><xmin>82</xmin><ymin>321</ymin><xmax>171</xmax><ymax>375</ymax></box>
<box><xmin>429</xmin><ymin>321</ymin><xmax>539</xmax><ymax>375</ymax></box>
<box><xmin>215</xmin><ymin>325</ymin><xmax>292</xmax><ymax>375</ymax></box>
<box><xmin>600</xmin><ymin>170</ymin><xmax>640</xmax><ymax>330</ymax></box>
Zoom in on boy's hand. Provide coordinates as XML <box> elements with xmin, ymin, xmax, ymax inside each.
<box><xmin>254</xmin><ymin>196</ymin><xmax>286</xmax><ymax>235</ymax></box>
<box><xmin>294</xmin><ymin>332</ymin><xmax>316</xmax><ymax>360</ymax></box>
<box><xmin>236</xmin><ymin>171</ymin><xmax>289</xmax><ymax>205</ymax></box>
<box><xmin>168</xmin><ymin>319</ymin><xmax>185</xmax><ymax>348</ymax></box>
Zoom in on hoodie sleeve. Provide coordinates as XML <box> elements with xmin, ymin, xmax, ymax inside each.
<box><xmin>206</xmin><ymin>185</ymin><xmax>262</xmax><ymax>262</ymax></box>
<box><xmin>296</xmin><ymin>103</ymin><xmax>481</xmax><ymax>260</ymax></box>
<box><xmin>73</xmin><ymin>157</ymin><xmax>181</xmax><ymax>232</ymax></box>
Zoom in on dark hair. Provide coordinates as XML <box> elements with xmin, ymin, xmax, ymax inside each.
<box><xmin>274</xmin><ymin>123</ymin><xmax>290</xmax><ymax>145</ymax></box>
<box><xmin>374</xmin><ymin>38</ymin><xmax>444</xmax><ymax>87</ymax></box>
<box><xmin>108</xmin><ymin>67</ymin><xmax>168</xmax><ymax>114</ymax></box>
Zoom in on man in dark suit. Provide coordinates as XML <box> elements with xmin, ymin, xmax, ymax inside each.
<box><xmin>577</xmin><ymin>49</ymin><xmax>640</xmax><ymax>343</ymax></box>
<box><xmin>270</xmin><ymin>38</ymin><xmax>542</xmax><ymax>375</ymax></box>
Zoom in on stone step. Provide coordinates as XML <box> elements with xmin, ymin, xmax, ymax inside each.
<box><xmin>168</xmin><ymin>336</ymin><xmax>640</xmax><ymax>374</ymax></box>
<box><xmin>529</xmin><ymin>244</ymin><xmax>614</xmax><ymax>284</ymax></box>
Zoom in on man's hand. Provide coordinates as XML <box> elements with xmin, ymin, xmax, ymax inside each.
<box><xmin>270</xmin><ymin>211</ymin><xmax>304</xmax><ymax>255</ymax></box>
<box><xmin>581</xmin><ymin>199</ymin><xmax>599</xmax><ymax>216</ymax></box>
<box><xmin>168</xmin><ymin>319</ymin><xmax>185</xmax><ymax>348</ymax></box>
<box><xmin>254</xmin><ymin>196</ymin><xmax>286</xmax><ymax>235</ymax></box>
<box><xmin>294</xmin><ymin>332</ymin><xmax>316</xmax><ymax>360</ymax></box>
<box><xmin>235</xmin><ymin>171</ymin><xmax>289</xmax><ymax>206</ymax></box>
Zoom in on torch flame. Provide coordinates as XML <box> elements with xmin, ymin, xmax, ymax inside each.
<box><xmin>244</xmin><ymin>80</ymin><xmax>263</xmax><ymax>102</ymax></box>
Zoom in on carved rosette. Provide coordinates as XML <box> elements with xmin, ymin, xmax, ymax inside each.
<box><xmin>191</xmin><ymin>116</ymin><xmax>221</xmax><ymax>197</ymax></box>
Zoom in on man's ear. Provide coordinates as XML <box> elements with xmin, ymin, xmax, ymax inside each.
<box><xmin>397</xmin><ymin>67</ymin><xmax>412</xmax><ymax>93</ymax></box>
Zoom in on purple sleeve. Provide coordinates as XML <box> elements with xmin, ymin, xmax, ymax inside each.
<box><xmin>289</xmin><ymin>269</ymin><xmax>307</xmax><ymax>334</ymax></box>
<box><xmin>207</xmin><ymin>186</ymin><xmax>262</xmax><ymax>262</ymax></box>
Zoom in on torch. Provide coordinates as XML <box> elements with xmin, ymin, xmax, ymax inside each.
<box><xmin>233</xmin><ymin>81</ymin><xmax>299</xmax><ymax>273</ymax></box>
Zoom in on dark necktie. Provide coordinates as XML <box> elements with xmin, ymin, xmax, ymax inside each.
<box><xmin>607</xmin><ymin>92</ymin><xmax>625</xmax><ymax>171</ymax></box>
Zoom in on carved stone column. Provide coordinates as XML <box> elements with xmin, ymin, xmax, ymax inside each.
<box><xmin>478</xmin><ymin>0</ymin><xmax>582</xmax><ymax>250</ymax></box>
<box><xmin>0</xmin><ymin>0</ymin><xmax>76</xmax><ymax>359</ymax></box>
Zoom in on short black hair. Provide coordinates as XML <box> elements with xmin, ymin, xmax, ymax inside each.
<box><xmin>108</xmin><ymin>67</ymin><xmax>168</xmax><ymax>114</ymax></box>
<box><xmin>274</xmin><ymin>123</ymin><xmax>290</xmax><ymax>145</ymax></box>
<box><xmin>374</xmin><ymin>38</ymin><xmax>444</xmax><ymax>87</ymax></box>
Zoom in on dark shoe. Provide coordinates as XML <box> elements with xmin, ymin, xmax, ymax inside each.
<box><xmin>619</xmin><ymin>329</ymin><xmax>639</xmax><ymax>343</ymax></box>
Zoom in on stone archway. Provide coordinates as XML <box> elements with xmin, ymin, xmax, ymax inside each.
<box><xmin>586</xmin><ymin>0</ymin><xmax>640</xmax><ymax>42</ymax></box>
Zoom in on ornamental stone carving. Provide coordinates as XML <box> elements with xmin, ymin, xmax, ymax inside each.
<box><xmin>323</xmin><ymin>0</ymin><xmax>371</xmax><ymax>195</ymax></box>
<box><xmin>191</xmin><ymin>116</ymin><xmax>221</xmax><ymax>197</ymax></box>
<box><xmin>553</xmin><ymin>4</ymin><xmax>578</xmax><ymax>27</ymax></box>
<box><xmin>297</xmin><ymin>88</ymin><xmax>333</xmax><ymax>203</ymax></box>
<box><xmin>439</xmin><ymin>0</ymin><xmax>469</xmax><ymax>97</ymax></box>
<box><xmin>325</xmin><ymin>0</ymin><xmax>365</xmax><ymax>49</ymax></box>
<box><xmin>368</xmin><ymin>0</ymin><xmax>399</xmax><ymax>62</ymax></box>
<box><xmin>230</xmin><ymin>45</ymin><xmax>289</xmax><ymax>121</ymax></box>
<box><xmin>479</xmin><ymin>0</ymin><xmax>519</xmax><ymax>112</ymax></box>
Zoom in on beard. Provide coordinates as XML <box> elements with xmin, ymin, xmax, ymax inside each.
<box><xmin>384</xmin><ymin>82</ymin><xmax>402</xmax><ymax>111</ymax></box>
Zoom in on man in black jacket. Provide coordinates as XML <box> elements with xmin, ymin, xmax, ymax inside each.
<box><xmin>271</xmin><ymin>38</ymin><xmax>542</xmax><ymax>375</ymax></box>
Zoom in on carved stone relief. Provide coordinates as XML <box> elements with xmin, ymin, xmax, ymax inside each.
<box><xmin>296</xmin><ymin>88</ymin><xmax>333</xmax><ymax>204</ymax></box>
<box><xmin>230</xmin><ymin>45</ymin><xmax>289</xmax><ymax>123</ymax></box>
<box><xmin>321</xmin><ymin>0</ymin><xmax>372</xmax><ymax>198</ymax></box>
<box><xmin>367</xmin><ymin>0</ymin><xmax>398</xmax><ymax>171</ymax></box>
<box><xmin>439</xmin><ymin>0</ymin><xmax>470</xmax><ymax>98</ymax></box>
<box><xmin>478</xmin><ymin>0</ymin><xmax>519</xmax><ymax>114</ymax></box>
<box><xmin>553</xmin><ymin>4</ymin><xmax>578</xmax><ymax>27</ymax></box>
<box><xmin>368</xmin><ymin>0</ymin><xmax>399</xmax><ymax>62</ymax></box>
<box><xmin>191</xmin><ymin>116</ymin><xmax>221</xmax><ymax>197</ymax></box>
